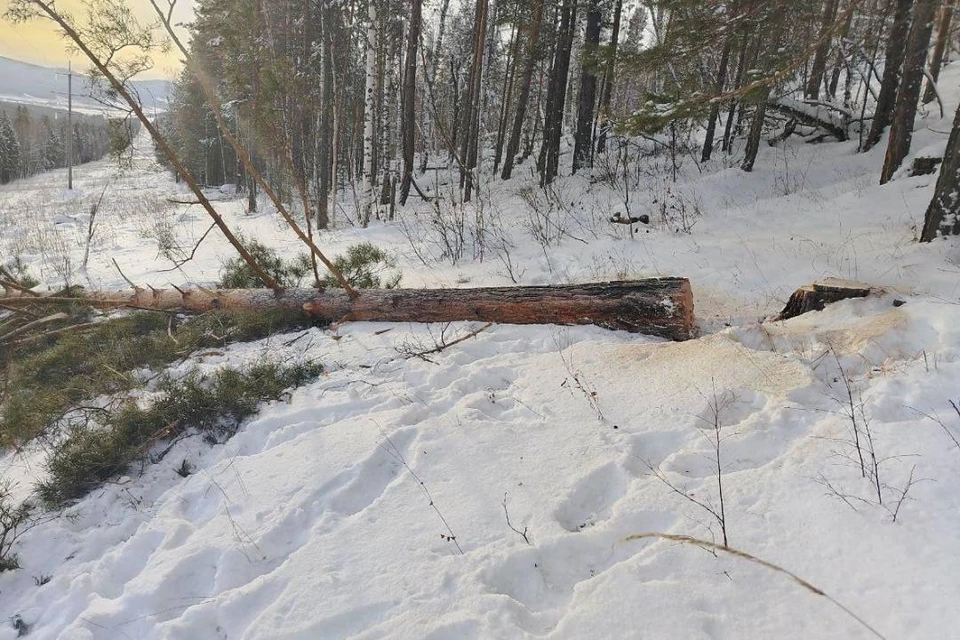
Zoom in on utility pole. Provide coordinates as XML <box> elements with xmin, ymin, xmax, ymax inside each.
<box><xmin>67</xmin><ymin>60</ymin><xmax>73</xmax><ymax>190</ymax></box>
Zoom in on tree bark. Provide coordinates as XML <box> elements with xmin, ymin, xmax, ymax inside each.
<box><xmin>863</xmin><ymin>0</ymin><xmax>914</xmax><ymax>151</ymax></box>
<box><xmin>922</xmin><ymin>2</ymin><xmax>953</xmax><ymax>105</ymax></box>
<box><xmin>1</xmin><ymin>279</ymin><xmax>697</xmax><ymax>341</ymax></box>
<box><xmin>880</xmin><ymin>0</ymin><xmax>939</xmax><ymax>184</ymax></box>
<box><xmin>920</xmin><ymin>101</ymin><xmax>960</xmax><ymax>241</ymax></box>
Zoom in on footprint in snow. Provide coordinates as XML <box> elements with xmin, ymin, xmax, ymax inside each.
<box><xmin>553</xmin><ymin>462</ymin><xmax>629</xmax><ymax>533</ymax></box>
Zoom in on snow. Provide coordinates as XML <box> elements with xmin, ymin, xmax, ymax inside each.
<box><xmin>1</xmin><ymin>63</ymin><xmax>959</xmax><ymax>640</ymax></box>
<box><xmin>0</xmin><ymin>55</ymin><xmax>170</xmax><ymax>114</ymax></box>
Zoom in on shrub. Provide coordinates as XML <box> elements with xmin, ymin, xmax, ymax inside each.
<box><xmin>321</xmin><ymin>243</ymin><xmax>401</xmax><ymax>290</ymax></box>
<box><xmin>1</xmin><ymin>308</ymin><xmax>316</xmax><ymax>445</ymax></box>
<box><xmin>37</xmin><ymin>361</ymin><xmax>323</xmax><ymax>507</ymax></box>
<box><xmin>0</xmin><ymin>482</ymin><xmax>33</xmax><ymax>572</ymax></box>
<box><xmin>218</xmin><ymin>240</ymin><xmax>311</xmax><ymax>289</ymax></box>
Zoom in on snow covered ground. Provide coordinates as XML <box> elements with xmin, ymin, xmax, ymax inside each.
<box><xmin>1</xmin><ymin>67</ymin><xmax>959</xmax><ymax>639</ymax></box>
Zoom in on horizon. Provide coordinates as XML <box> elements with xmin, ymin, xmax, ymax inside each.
<box><xmin>0</xmin><ymin>0</ymin><xmax>191</xmax><ymax>81</ymax></box>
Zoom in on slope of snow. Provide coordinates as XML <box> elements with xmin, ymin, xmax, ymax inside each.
<box><xmin>0</xmin><ymin>63</ymin><xmax>959</xmax><ymax>640</ymax></box>
<box><xmin>0</xmin><ymin>55</ymin><xmax>171</xmax><ymax>113</ymax></box>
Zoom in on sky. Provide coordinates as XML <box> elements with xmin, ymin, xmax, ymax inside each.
<box><xmin>0</xmin><ymin>0</ymin><xmax>191</xmax><ymax>79</ymax></box>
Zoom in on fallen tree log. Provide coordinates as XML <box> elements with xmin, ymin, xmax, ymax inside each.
<box><xmin>778</xmin><ymin>278</ymin><xmax>872</xmax><ymax>320</ymax></box>
<box><xmin>0</xmin><ymin>279</ymin><xmax>696</xmax><ymax>341</ymax></box>
<box><xmin>768</xmin><ymin>98</ymin><xmax>850</xmax><ymax>142</ymax></box>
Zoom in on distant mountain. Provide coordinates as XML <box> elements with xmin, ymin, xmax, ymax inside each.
<box><xmin>0</xmin><ymin>56</ymin><xmax>171</xmax><ymax>114</ymax></box>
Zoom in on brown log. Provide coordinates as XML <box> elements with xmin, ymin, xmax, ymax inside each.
<box><xmin>0</xmin><ymin>279</ymin><xmax>696</xmax><ymax>341</ymax></box>
<box><xmin>778</xmin><ymin>278</ymin><xmax>873</xmax><ymax>320</ymax></box>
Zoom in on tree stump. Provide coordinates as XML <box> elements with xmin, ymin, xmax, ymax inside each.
<box><xmin>778</xmin><ymin>278</ymin><xmax>873</xmax><ymax>320</ymax></box>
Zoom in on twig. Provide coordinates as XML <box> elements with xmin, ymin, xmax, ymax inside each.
<box><xmin>623</xmin><ymin>532</ymin><xmax>888</xmax><ymax>640</ymax></box>
<box><xmin>886</xmin><ymin>465</ymin><xmax>919</xmax><ymax>524</ymax></box>
<box><xmin>401</xmin><ymin>322</ymin><xmax>493</xmax><ymax>361</ymax></box>
<box><xmin>378</xmin><ymin>430</ymin><xmax>464</xmax><ymax>554</ymax></box>
<box><xmin>6</xmin><ymin>321</ymin><xmax>100</xmax><ymax>347</ymax></box>
<box><xmin>111</xmin><ymin>258</ymin><xmax>139</xmax><ymax>289</ymax></box>
<box><xmin>155</xmin><ymin>222</ymin><xmax>217</xmax><ymax>272</ymax></box>
<box><xmin>502</xmin><ymin>492</ymin><xmax>531</xmax><ymax>545</ymax></box>
<box><xmin>0</xmin><ymin>312</ymin><xmax>69</xmax><ymax>343</ymax></box>
<box><xmin>82</xmin><ymin>181</ymin><xmax>111</xmax><ymax>270</ymax></box>
<box><xmin>0</xmin><ymin>302</ymin><xmax>40</xmax><ymax>317</ymax></box>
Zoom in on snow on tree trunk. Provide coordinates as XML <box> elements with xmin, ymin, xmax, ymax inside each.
<box><xmin>920</xmin><ymin>101</ymin><xmax>960</xmax><ymax>241</ymax></box>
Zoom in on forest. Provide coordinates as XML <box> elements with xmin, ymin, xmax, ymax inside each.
<box><xmin>0</xmin><ymin>104</ymin><xmax>133</xmax><ymax>184</ymax></box>
<box><xmin>1</xmin><ymin>1</ymin><xmax>960</xmax><ymax>637</ymax></box>
<box><xmin>160</xmin><ymin>0</ymin><xmax>959</xmax><ymax>240</ymax></box>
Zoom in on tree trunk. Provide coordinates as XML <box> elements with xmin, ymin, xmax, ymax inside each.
<box><xmin>741</xmin><ymin>89</ymin><xmax>770</xmax><ymax>172</ymax></box>
<box><xmin>572</xmin><ymin>0</ymin><xmax>602</xmax><ymax>173</ymax></box>
<box><xmin>501</xmin><ymin>0</ymin><xmax>545</xmax><ymax>179</ymax></box>
<box><xmin>827</xmin><ymin>0</ymin><xmax>857</xmax><ymax>99</ymax></box>
<box><xmin>460</xmin><ymin>0</ymin><xmax>489</xmax><ymax>202</ymax></box>
<box><xmin>922</xmin><ymin>3</ymin><xmax>953</xmax><ymax>105</ymax></box>
<box><xmin>399</xmin><ymin>0</ymin><xmax>421</xmax><ymax>206</ymax></box>
<box><xmin>702</xmin><ymin>9</ymin><xmax>736</xmax><ymax>162</ymax></box>
<box><xmin>806</xmin><ymin>0</ymin><xmax>841</xmax><ymax>99</ymax></box>
<box><xmin>920</xmin><ymin>101</ymin><xmax>960</xmax><ymax>241</ymax></box>
<box><xmin>723</xmin><ymin>26</ymin><xmax>751</xmax><ymax>154</ymax></box>
<box><xmin>595</xmin><ymin>0</ymin><xmax>623</xmax><ymax>155</ymax></box>
<box><xmin>317</xmin><ymin>8</ymin><xmax>333</xmax><ymax>230</ymax></box>
<box><xmin>880</xmin><ymin>0</ymin><xmax>939</xmax><ymax>184</ymax></box>
<box><xmin>863</xmin><ymin>0</ymin><xmax>914</xmax><ymax>151</ymax></box>
<box><xmin>493</xmin><ymin>23</ymin><xmax>520</xmax><ymax>175</ymax></box>
<box><xmin>539</xmin><ymin>0</ymin><xmax>576</xmax><ymax>186</ymax></box>
<box><xmin>362</xmin><ymin>1</ymin><xmax>378</xmax><ymax>226</ymax></box>
<box><xmin>2</xmin><ymin>279</ymin><xmax>696</xmax><ymax>341</ymax></box>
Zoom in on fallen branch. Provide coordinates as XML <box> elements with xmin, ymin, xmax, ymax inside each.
<box><xmin>623</xmin><ymin>532</ymin><xmax>887</xmax><ymax>640</ymax></box>
<box><xmin>0</xmin><ymin>312</ymin><xmax>69</xmax><ymax>343</ymax></box>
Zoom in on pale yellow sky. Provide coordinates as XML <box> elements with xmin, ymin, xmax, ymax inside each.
<box><xmin>0</xmin><ymin>0</ymin><xmax>191</xmax><ymax>79</ymax></box>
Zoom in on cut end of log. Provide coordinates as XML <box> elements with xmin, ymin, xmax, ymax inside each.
<box><xmin>778</xmin><ymin>278</ymin><xmax>874</xmax><ymax>320</ymax></box>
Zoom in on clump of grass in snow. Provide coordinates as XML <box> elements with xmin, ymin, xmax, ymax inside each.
<box><xmin>38</xmin><ymin>360</ymin><xmax>323</xmax><ymax>507</ymax></box>
<box><xmin>1</xmin><ymin>307</ymin><xmax>317</xmax><ymax>446</ymax></box>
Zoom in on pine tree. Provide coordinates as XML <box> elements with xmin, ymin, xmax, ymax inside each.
<box><xmin>0</xmin><ymin>111</ymin><xmax>21</xmax><ymax>184</ymax></box>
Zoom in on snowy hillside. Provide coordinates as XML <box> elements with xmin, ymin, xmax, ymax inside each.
<box><xmin>0</xmin><ymin>56</ymin><xmax>170</xmax><ymax>114</ymax></box>
<box><xmin>0</xmin><ymin>50</ymin><xmax>959</xmax><ymax>640</ymax></box>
